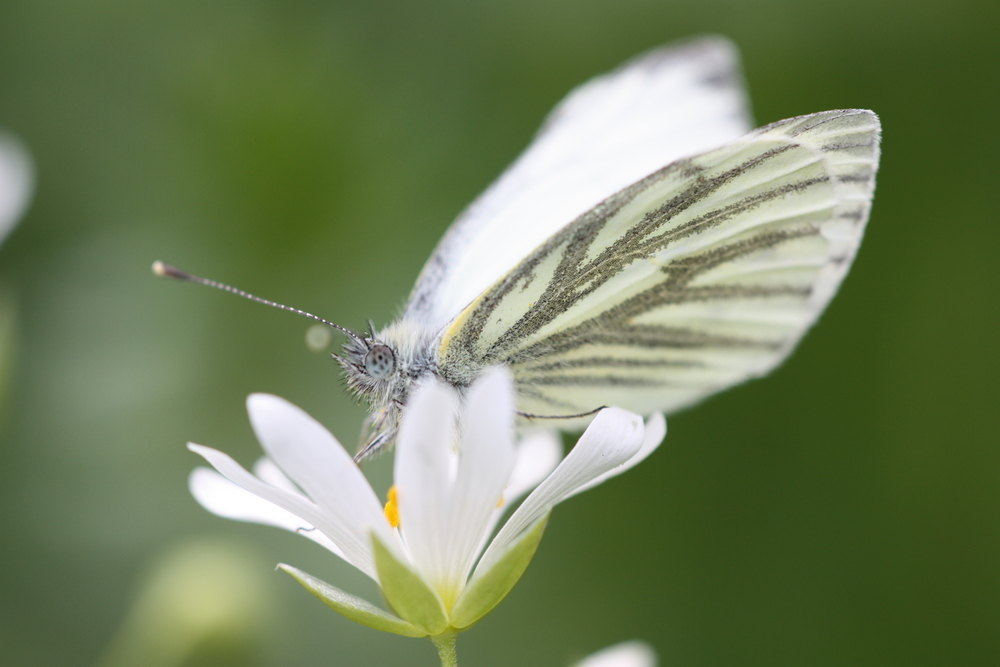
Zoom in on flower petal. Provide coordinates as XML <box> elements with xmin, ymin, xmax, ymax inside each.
<box><xmin>393</xmin><ymin>379</ymin><xmax>459</xmax><ymax>590</ymax></box>
<box><xmin>189</xmin><ymin>467</ymin><xmax>345</xmax><ymax>558</ymax></box>
<box><xmin>246</xmin><ymin>394</ymin><xmax>396</xmax><ymax>570</ymax></box>
<box><xmin>476</xmin><ymin>407</ymin><xmax>644</xmax><ymax>574</ymax></box>
<box><xmin>466</xmin><ymin>426</ymin><xmax>562</xmax><ymax>572</ymax></box>
<box><xmin>506</xmin><ymin>429</ymin><xmax>562</xmax><ymax>504</ymax></box>
<box><xmin>251</xmin><ymin>457</ymin><xmax>302</xmax><ymax>495</ymax></box>
<box><xmin>0</xmin><ymin>133</ymin><xmax>33</xmax><ymax>244</ymax></box>
<box><xmin>566</xmin><ymin>412</ymin><xmax>666</xmax><ymax>500</ymax></box>
<box><xmin>442</xmin><ymin>367</ymin><xmax>517</xmax><ymax>594</ymax></box>
<box><xmin>574</xmin><ymin>641</ymin><xmax>657</xmax><ymax>667</ymax></box>
<box><xmin>189</xmin><ymin>442</ymin><xmax>379</xmax><ymax>579</ymax></box>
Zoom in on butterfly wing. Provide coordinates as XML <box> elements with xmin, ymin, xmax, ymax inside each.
<box><xmin>437</xmin><ymin>110</ymin><xmax>881</xmax><ymax>424</ymax></box>
<box><xmin>405</xmin><ymin>36</ymin><xmax>752</xmax><ymax>333</ymax></box>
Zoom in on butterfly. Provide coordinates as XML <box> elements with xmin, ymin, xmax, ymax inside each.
<box><xmin>159</xmin><ymin>36</ymin><xmax>880</xmax><ymax>460</ymax></box>
<box><xmin>332</xmin><ymin>36</ymin><xmax>882</xmax><ymax>458</ymax></box>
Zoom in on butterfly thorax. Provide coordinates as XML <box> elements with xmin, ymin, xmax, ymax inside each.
<box><xmin>336</xmin><ymin>318</ymin><xmax>446</xmax><ymax>458</ymax></box>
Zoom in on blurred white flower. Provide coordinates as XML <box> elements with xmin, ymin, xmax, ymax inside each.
<box><xmin>0</xmin><ymin>131</ymin><xmax>33</xmax><ymax>246</ymax></box>
<box><xmin>574</xmin><ymin>641</ymin><xmax>658</xmax><ymax>667</ymax></box>
<box><xmin>0</xmin><ymin>131</ymin><xmax>33</xmax><ymax>400</ymax></box>
<box><xmin>189</xmin><ymin>367</ymin><xmax>665</xmax><ymax>638</ymax></box>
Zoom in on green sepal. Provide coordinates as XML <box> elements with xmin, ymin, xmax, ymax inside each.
<box><xmin>278</xmin><ymin>563</ymin><xmax>427</xmax><ymax>637</ymax></box>
<box><xmin>370</xmin><ymin>533</ymin><xmax>449</xmax><ymax>635</ymax></box>
<box><xmin>449</xmin><ymin>514</ymin><xmax>549</xmax><ymax>629</ymax></box>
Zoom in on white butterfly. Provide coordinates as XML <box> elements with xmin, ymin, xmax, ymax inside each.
<box><xmin>333</xmin><ymin>36</ymin><xmax>881</xmax><ymax>458</ymax></box>
<box><xmin>162</xmin><ymin>36</ymin><xmax>881</xmax><ymax>459</ymax></box>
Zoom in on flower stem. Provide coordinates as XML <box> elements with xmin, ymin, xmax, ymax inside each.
<box><xmin>431</xmin><ymin>629</ymin><xmax>458</xmax><ymax>667</ymax></box>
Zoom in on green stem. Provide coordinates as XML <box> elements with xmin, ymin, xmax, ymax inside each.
<box><xmin>431</xmin><ymin>629</ymin><xmax>458</xmax><ymax>667</ymax></box>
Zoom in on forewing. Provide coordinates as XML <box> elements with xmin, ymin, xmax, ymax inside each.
<box><xmin>405</xmin><ymin>37</ymin><xmax>752</xmax><ymax>332</ymax></box>
<box><xmin>438</xmin><ymin>110</ymin><xmax>881</xmax><ymax>424</ymax></box>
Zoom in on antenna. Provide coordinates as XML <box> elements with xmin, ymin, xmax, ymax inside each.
<box><xmin>152</xmin><ymin>261</ymin><xmax>366</xmax><ymax>346</ymax></box>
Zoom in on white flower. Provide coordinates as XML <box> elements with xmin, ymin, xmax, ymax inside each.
<box><xmin>574</xmin><ymin>641</ymin><xmax>657</xmax><ymax>667</ymax></box>
<box><xmin>0</xmin><ymin>131</ymin><xmax>33</xmax><ymax>246</ymax></box>
<box><xmin>188</xmin><ymin>367</ymin><xmax>665</xmax><ymax>637</ymax></box>
<box><xmin>0</xmin><ymin>131</ymin><xmax>33</xmax><ymax>396</ymax></box>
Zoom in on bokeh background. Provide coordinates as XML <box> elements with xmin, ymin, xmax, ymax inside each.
<box><xmin>1</xmin><ymin>1</ymin><xmax>998</xmax><ymax>665</ymax></box>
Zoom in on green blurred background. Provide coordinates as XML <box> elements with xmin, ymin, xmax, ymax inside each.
<box><xmin>1</xmin><ymin>1</ymin><xmax>998</xmax><ymax>665</ymax></box>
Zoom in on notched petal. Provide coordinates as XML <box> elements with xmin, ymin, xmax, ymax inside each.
<box><xmin>567</xmin><ymin>411</ymin><xmax>666</xmax><ymax>500</ymax></box>
<box><xmin>506</xmin><ymin>430</ymin><xmax>562</xmax><ymax>504</ymax></box>
<box><xmin>189</xmin><ymin>467</ymin><xmax>311</xmax><ymax>532</ymax></box>
<box><xmin>478</xmin><ymin>408</ymin><xmax>644</xmax><ymax>571</ymax></box>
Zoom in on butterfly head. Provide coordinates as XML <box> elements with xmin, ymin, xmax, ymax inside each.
<box><xmin>335</xmin><ymin>326</ymin><xmax>397</xmax><ymax>398</ymax></box>
<box><xmin>335</xmin><ymin>318</ymin><xmax>441</xmax><ymax>460</ymax></box>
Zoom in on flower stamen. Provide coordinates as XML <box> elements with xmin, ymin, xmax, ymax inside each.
<box><xmin>384</xmin><ymin>485</ymin><xmax>400</xmax><ymax>528</ymax></box>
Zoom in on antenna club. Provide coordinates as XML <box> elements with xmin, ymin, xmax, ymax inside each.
<box><xmin>152</xmin><ymin>261</ymin><xmax>194</xmax><ymax>281</ymax></box>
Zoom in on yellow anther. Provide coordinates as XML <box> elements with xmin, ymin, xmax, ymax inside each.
<box><xmin>384</xmin><ymin>485</ymin><xmax>400</xmax><ymax>528</ymax></box>
<box><xmin>496</xmin><ymin>494</ymin><xmax>505</xmax><ymax>509</ymax></box>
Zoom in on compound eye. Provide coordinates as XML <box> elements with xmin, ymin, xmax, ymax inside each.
<box><xmin>364</xmin><ymin>344</ymin><xmax>395</xmax><ymax>379</ymax></box>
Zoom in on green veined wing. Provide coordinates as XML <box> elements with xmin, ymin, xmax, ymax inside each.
<box><xmin>437</xmin><ymin>109</ymin><xmax>880</xmax><ymax>426</ymax></box>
